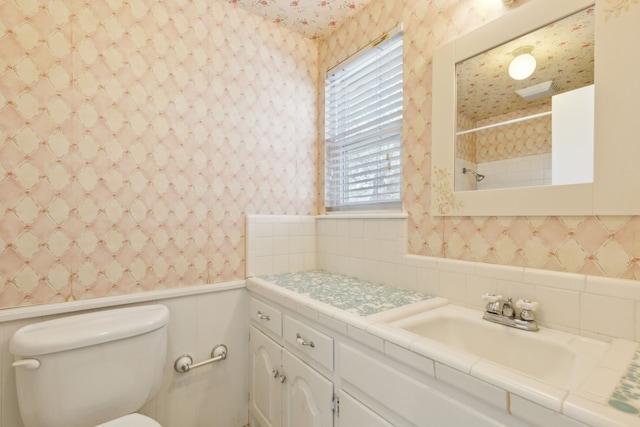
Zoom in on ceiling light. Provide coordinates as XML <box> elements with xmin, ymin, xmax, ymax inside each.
<box><xmin>508</xmin><ymin>46</ymin><xmax>536</xmax><ymax>80</ymax></box>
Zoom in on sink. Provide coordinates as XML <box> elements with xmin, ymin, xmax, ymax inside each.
<box><xmin>390</xmin><ymin>305</ymin><xmax>608</xmax><ymax>390</ymax></box>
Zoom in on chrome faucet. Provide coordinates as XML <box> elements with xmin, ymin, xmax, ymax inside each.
<box><xmin>481</xmin><ymin>294</ymin><xmax>539</xmax><ymax>331</ymax></box>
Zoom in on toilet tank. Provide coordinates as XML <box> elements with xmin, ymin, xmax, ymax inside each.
<box><xmin>10</xmin><ymin>305</ymin><xmax>169</xmax><ymax>427</ymax></box>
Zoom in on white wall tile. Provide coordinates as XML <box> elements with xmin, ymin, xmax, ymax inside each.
<box><xmin>496</xmin><ymin>280</ymin><xmax>535</xmax><ymax>303</ymax></box>
<box><xmin>465</xmin><ymin>275</ymin><xmax>498</xmax><ymax>310</ymax></box>
<box><xmin>523</xmin><ymin>268</ymin><xmax>585</xmax><ymax>292</ymax></box>
<box><xmin>439</xmin><ymin>271</ymin><xmax>467</xmax><ymax>305</ymax></box>
<box><xmin>438</xmin><ymin>258</ymin><xmax>476</xmax><ymax>275</ymax></box>
<box><xmin>396</xmin><ymin>264</ymin><xmax>417</xmax><ymax>291</ymax></box>
<box><xmin>349</xmin><ymin>219</ymin><xmax>364</xmax><ymax>237</ymax></box>
<box><xmin>534</xmin><ymin>286</ymin><xmax>580</xmax><ymax>330</ymax></box>
<box><xmin>580</xmin><ymin>293</ymin><xmax>635</xmax><ymax>340</ymax></box>
<box><xmin>586</xmin><ymin>276</ymin><xmax>640</xmax><ymax>301</ymax></box>
<box><xmin>416</xmin><ymin>267</ymin><xmax>440</xmax><ymax>296</ymax></box>
<box><xmin>259</xmin><ymin>214</ymin><xmax>640</xmax><ymax>342</ymax></box>
<box><xmin>475</xmin><ymin>263</ymin><xmax>523</xmax><ymax>282</ymax></box>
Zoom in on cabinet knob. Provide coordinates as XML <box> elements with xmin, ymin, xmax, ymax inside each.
<box><xmin>257</xmin><ymin>311</ymin><xmax>270</xmax><ymax>321</ymax></box>
<box><xmin>272</xmin><ymin>369</ymin><xmax>279</xmax><ymax>378</ymax></box>
<box><xmin>279</xmin><ymin>374</ymin><xmax>287</xmax><ymax>383</ymax></box>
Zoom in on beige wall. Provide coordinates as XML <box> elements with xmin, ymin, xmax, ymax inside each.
<box><xmin>318</xmin><ymin>0</ymin><xmax>640</xmax><ymax>280</ymax></box>
<box><xmin>0</xmin><ymin>0</ymin><xmax>318</xmax><ymax>309</ymax></box>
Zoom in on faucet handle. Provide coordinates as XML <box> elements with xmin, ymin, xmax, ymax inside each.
<box><xmin>516</xmin><ymin>299</ymin><xmax>538</xmax><ymax>322</ymax></box>
<box><xmin>482</xmin><ymin>294</ymin><xmax>503</xmax><ymax>315</ymax></box>
<box><xmin>482</xmin><ymin>293</ymin><xmax>503</xmax><ymax>303</ymax></box>
<box><xmin>516</xmin><ymin>299</ymin><xmax>538</xmax><ymax>311</ymax></box>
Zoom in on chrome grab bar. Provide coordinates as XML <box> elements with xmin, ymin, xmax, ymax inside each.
<box><xmin>174</xmin><ymin>344</ymin><xmax>227</xmax><ymax>373</ymax></box>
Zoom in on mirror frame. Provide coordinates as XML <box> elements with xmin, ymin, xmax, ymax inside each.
<box><xmin>431</xmin><ymin>0</ymin><xmax>640</xmax><ymax>216</ymax></box>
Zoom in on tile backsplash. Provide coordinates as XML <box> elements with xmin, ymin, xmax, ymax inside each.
<box><xmin>248</xmin><ymin>215</ymin><xmax>640</xmax><ymax>343</ymax></box>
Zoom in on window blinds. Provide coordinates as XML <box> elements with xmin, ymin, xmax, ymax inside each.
<box><xmin>325</xmin><ymin>30</ymin><xmax>403</xmax><ymax>211</ymax></box>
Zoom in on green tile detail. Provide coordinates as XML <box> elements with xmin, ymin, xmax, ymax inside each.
<box><xmin>258</xmin><ymin>270</ymin><xmax>433</xmax><ymax>316</ymax></box>
<box><xmin>609</xmin><ymin>350</ymin><xmax>640</xmax><ymax>416</ymax></box>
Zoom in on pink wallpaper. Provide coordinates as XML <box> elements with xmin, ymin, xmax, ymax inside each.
<box><xmin>1</xmin><ymin>0</ymin><xmax>638</xmax><ymax>310</ymax></box>
<box><xmin>475</xmin><ymin>104</ymin><xmax>551</xmax><ymax>163</ymax></box>
<box><xmin>319</xmin><ymin>0</ymin><xmax>640</xmax><ymax>281</ymax></box>
<box><xmin>0</xmin><ymin>0</ymin><xmax>318</xmax><ymax>308</ymax></box>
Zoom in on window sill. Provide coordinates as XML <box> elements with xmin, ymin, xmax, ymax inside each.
<box><xmin>317</xmin><ymin>212</ymin><xmax>407</xmax><ymax>220</ymax></box>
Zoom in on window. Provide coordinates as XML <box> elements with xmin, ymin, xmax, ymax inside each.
<box><xmin>325</xmin><ymin>29</ymin><xmax>403</xmax><ymax>211</ymax></box>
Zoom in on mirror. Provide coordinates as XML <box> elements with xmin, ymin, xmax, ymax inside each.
<box><xmin>431</xmin><ymin>0</ymin><xmax>640</xmax><ymax>216</ymax></box>
<box><xmin>455</xmin><ymin>7</ymin><xmax>594</xmax><ymax>192</ymax></box>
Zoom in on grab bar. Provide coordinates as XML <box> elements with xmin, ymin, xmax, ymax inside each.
<box><xmin>174</xmin><ymin>344</ymin><xmax>227</xmax><ymax>373</ymax></box>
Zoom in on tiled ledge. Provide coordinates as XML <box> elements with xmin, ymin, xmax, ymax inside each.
<box><xmin>321</xmin><ymin>251</ymin><xmax>640</xmax><ymax>344</ymax></box>
<box><xmin>0</xmin><ymin>281</ymin><xmax>245</xmax><ymax>323</ymax></box>
<box><xmin>245</xmin><ymin>214</ymin><xmax>640</xmax><ymax>343</ymax></box>
<box><xmin>247</xmin><ymin>275</ymin><xmax>640</xmax><ymax>427</ymax></box>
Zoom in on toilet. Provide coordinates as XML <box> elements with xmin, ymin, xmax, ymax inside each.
<box><xmin>10</xmin><ymin>304</ymin><xmax>169</xmax><ymax>427</ymax></box>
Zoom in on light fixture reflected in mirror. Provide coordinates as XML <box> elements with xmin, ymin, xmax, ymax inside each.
<box><xmin>508</xmin><ymin>46</ymin><xmax>536</xmax><ymax>80</ymax></box>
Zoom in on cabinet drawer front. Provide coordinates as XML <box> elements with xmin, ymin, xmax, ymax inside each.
<box><xmin>283</xmin><ymin>315</ymin><xmax>334</xmax><ymax>371</ymax></box>
<box><xmin>250</xmin><ymin>297</ymin><xmax>283</xmax><ymax>337</ymax></box>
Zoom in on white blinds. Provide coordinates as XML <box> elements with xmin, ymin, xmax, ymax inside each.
<box><xmin>325</xmin><ymin>30</ymin><xmax>403</xmax><ymax>211</ymax></box>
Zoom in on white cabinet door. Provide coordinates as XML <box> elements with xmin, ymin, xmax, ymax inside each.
<box><xmin>338</xmin><ymin>391</ymin><xmax>394</xmax><ymax>427</ymax></box>
<box><xmin>282</xmin><ymin>349</ymin><xmax>333</xmax><ymax>427</ymax></box>
<box><xmin>250</xmin><ymin>326</ymin><xmax>283</xmax><ymax>427</ymax></box>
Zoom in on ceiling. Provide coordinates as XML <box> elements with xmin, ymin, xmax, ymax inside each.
<box><xmin>226</xmin><ymin>0</ymin><xmax>373</xmax><ymax>39</ymax></box>
<box><xmin>456</xmin><ymin>7</ymin><xmax>595</xmax><ymax>123</ymax></box>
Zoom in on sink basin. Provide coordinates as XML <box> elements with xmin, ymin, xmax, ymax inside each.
<box><xmin>390</xmin><ymin>305</ymin><xmax>608</xmax><ymax>390</ymax></box>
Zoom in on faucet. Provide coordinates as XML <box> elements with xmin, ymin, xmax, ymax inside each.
<box><xmin>501</xmin><ymin>297</ymin><xmax>515</xmax><ymax>318</ymax></box>
<box><xmin>481</xmin><ymin>294</ymin><xmax>539</xmax><ymax>331</ymax></box>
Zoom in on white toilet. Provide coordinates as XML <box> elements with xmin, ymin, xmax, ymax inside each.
<box><xmin>10</xmin><ymin>304</ymin><xmax>169</xmax><ymax>427</ymax></box>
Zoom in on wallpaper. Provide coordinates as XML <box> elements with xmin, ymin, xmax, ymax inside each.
<box><xmin>318</xmin><ymin>0</ymin><xmax>640</xmax><ymax>281</ymax></box>
<box><xmin>225</xmin><ymin>0</ymin><xmax>370</xmax><ymax>40</ymax></box>
<box><xmin>475</xmin><ymin>103</ymin><xmax>551</xmax><ymax>163</ymax></box>
<box><xmin>456</xmin><ymin>6</ymin><xmax>594</xmax><ymax>123</ymax></box>
<box><xmin>0</xmin><ymin>0</ymin><xmax>317</xmax><ymax>308</ymax></box>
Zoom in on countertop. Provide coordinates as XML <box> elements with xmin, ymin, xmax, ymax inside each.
<box><xmin>249</xmin><ymin>270</ymin><xmax>640</xmax><ymax>427</ymax></box>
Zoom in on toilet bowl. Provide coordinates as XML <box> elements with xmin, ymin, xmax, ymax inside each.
<box><xmin>10</xmin><ymin>305</ymin><xmax>169</xmax><ymax>427</ymax></box>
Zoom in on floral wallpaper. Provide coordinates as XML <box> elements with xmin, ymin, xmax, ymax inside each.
<box><xmin>0</xmin><ymin>0</ymin><xmax>317</xmax><ymax>308</ymax></box>
<box><xmin>227</xmin><ymin>0</ymin><xmax>369</xmax><ymax>39</ymax></box>
<box><xmin>456</xmin><ymin>6</ymin><xmax>594</xmax><ymax>123</ymax></box>
<box><xmin>319</xmin><ymin>0</ymin><xmax>640</xmax><ymax>281</ymax></box>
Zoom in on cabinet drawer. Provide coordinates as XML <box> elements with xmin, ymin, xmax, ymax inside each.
<box><xmin>250</xmin><ymin>297</ymin><xmax>282</xmax><ymax>337</ymax></box>
<box><xmin>283</xmin><ymin>315</ymin><xmax>334</xmax><ymax>372</ymax></box>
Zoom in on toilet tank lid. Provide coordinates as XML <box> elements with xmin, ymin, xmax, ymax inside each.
<box><xmin>10</xmin><ymin>305</ymin><xmax>169</xmax><ymax>357</ymax></box>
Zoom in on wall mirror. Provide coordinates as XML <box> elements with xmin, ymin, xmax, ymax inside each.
<box><xmin>431</xmin><ymin>0</ymin><xmax>640</xmax><ymax>216</ymax></box>
<box><xmin>455</xmin><ymin>7</ymin><xmax>594</xmax><ymax>192</ymax></box>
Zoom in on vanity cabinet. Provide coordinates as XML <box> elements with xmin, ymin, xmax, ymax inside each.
<box><xmin>249</xmin><ymin>326</ymin><xmax>283</xmax><ymax>427</ymax></box>
<box><xmin>249</xmin><ymin>297</ymin><xmax>334</xmax><ymax>427</ymax></box>
<box><xmin>338</xmin><ymin>391</ymin><xmax>394</xmax><ymax>427</ymax></box>
<box><xmin>248</xmin><ymin>293</ymin><xmax>522</xmax><ymax>427</ymax></box>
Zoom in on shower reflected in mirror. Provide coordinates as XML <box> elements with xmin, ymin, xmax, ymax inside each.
<box><xmin>462</xmin><ymin>167</ymin><xmax>485</xmax><ymax>182</ymax></box>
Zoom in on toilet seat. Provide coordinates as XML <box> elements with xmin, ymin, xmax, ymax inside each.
<box><xmin>95</xmin><ymin>413</ymin><xmax>161</xmax><ymax>427</ymax></box>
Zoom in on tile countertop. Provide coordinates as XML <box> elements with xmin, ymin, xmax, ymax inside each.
<box><xmin>248</xmin><ymin>270</ymin><xmax>640</xmax><ymax>427</ymax></box>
